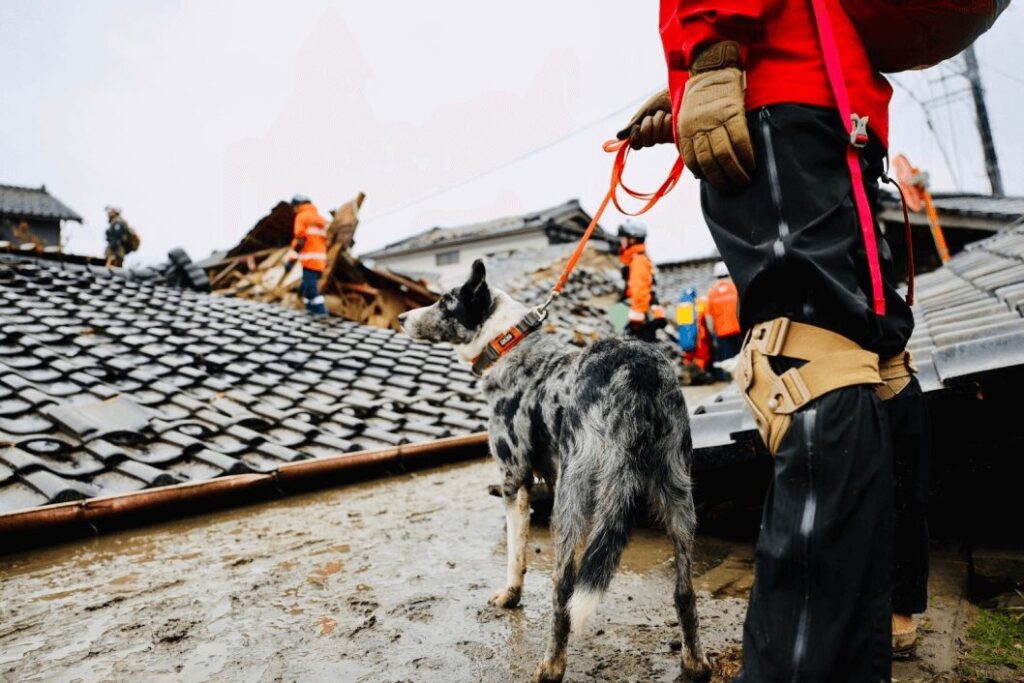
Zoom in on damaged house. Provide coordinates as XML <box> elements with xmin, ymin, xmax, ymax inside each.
<box><xmin>198</xmin><ymin>193</ymin><xmax>436</xmax><ymax>330</ymax></box>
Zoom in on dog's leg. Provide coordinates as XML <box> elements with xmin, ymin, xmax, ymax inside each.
<box><xmin>489</xmin><ymin>485</ymin><xmax>530</xmax><ymax>608</ymax></box>
<box><xmin>662</xmin><ymin>494</ymin><xmax>712</xmax><ymax>682</ymax></box>
<box><xmin>533</xmin><ymin>484</ymin><xmax>586</xmax><ymax>683</ymax></box>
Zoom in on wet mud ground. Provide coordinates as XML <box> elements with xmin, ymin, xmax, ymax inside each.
<box><xmin>1</xmin><ymin>456</ymin><xmax>970</xmax><ymax>682</ymax></box>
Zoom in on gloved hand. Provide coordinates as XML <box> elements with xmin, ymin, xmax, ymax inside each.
<box><xmin>677</xmin><ymin>41</ymin><xmax>755</xmax><ymax>191</ymax></box>
<box><xmin>283</xmin><ymin>260</ymin><xmax>296</xmax><ymax>274</ymax></box>
<box><xmin>617</xmin><ymin>89</ymin><xmax>675</xmax><ymax>150</ymax></box>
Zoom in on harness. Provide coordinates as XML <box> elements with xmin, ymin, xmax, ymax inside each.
<box><xmin>470</xmin><ymin>139</ymin><xmax>682</xmax><ymax>376</ymax></box>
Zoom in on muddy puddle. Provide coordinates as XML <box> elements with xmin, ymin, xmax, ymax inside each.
<box><xmin>0</xmin><ymin>456</ymin><xmax>968</xmax><ymax>682</ymax></box>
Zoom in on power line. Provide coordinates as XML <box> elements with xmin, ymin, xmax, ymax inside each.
<box><xmin>359</xmin><ymin>87</ymin><xmax>661</xmax><ymax>224</ymax></box>
<box><xmin>891</xmin><ymin>75</ymin><xmax>962</xmax><ymax>187</ymax></box>
<box><xmin>979</xmin><ymin>59</ymin><xmax>1024</xmax><ymax>87</ymax></box>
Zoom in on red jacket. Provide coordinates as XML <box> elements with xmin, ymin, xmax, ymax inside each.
<box><xmin>660</xmin><ymin>0</ymin><xmax>892</xmax><ymax>146</ymax></box>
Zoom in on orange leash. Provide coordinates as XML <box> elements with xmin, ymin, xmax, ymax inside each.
<box><xmin>472</xmin><ymin>139</ymin><xmax>681</xmax><ymax>376</ymax></box>
<box><xmin>549</xmin><ymin>139</ymin><xmax>683</xmax><ymax>298</ymax></box>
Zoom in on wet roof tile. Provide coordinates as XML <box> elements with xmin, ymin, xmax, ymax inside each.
<box><xmin>0</xmin><ymin>253</ymin><xmax>491</xmax><ymax>514</ymax></box>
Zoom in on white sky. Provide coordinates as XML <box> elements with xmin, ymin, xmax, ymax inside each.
<box><xmin>2</xmin><ymin>1</ymin><xmax>1022</xmax><ymax>267</ymax></box>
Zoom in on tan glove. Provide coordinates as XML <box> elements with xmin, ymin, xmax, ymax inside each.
<box><xmin>617</xmin><ymin>89</ymin><xmax>674</xmax><ymax>150</ymax></box>
<box><xmin>677</xmin><ymin>41</ymin><xmax>755</xmax><ymax>191</ymax></box>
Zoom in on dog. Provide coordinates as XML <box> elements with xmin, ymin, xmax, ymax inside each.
<box><xmin>399</xmin><ymin>259</ymin><xmax>710</xmax><ymax>682</ymax></box>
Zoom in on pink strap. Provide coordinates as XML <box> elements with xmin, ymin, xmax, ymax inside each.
<box><xmin>809</xmin><ymin>0</ymin><xmax>887</xmax><ymax>316</ymax></box>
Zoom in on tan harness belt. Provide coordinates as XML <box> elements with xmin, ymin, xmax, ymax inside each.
<box><xmin>736</xmin><ymin>318</ymin><xmax>883</xmax><ymax>455</ymax></box>
<box><xmin>876</xmin><ymin>350</ymin><xmax>917</xmax><ymax>401</ymax></box>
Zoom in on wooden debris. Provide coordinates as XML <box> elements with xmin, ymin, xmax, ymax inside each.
<box><xmin>202</xmin><ymin>193</ymin><xmax>436</xmax><ymax>330</ymax></box>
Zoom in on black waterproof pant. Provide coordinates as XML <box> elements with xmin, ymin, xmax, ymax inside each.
<box><xmin>737</xmin><ymin>386</ymin><xmax>894</xmax><ymax>682</ymax></box>
<box><xmin>888</xmin><ymin>377</ymin><xmax>931</xmax><ymax>615</ymax></box>
<box><xmin>703</xmin><ymin>105</ymin><xmax>920</xmax><ymax>682</ymax></box>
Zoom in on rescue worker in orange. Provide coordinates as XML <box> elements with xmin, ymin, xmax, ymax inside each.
<box><xmin>705</xmin><ymin>261</ymin><xmax>742</xmax><ymax>379</ymax></box>
<box><xmin>618</xmin><ymin>219</ymin><xmax>666</xmax><ymax>342</ymax></box>
<box><xmin>284</xmin><ymin>194</ymin><xmax>329</xmax><ymax>316</ymax></box>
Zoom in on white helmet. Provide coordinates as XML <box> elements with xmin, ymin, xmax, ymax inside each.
<box><xmin>617</xmin><ymin>219</ymin><xmax>648</xmax><ymax>240</ymax></box>
<box><xmin>713</xmin><ymin>261</ymin><xmax>729</xmax><ymax>278</ymax></box>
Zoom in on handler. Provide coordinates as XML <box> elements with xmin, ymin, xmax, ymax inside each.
<box><xmin>620</xmin><ymin>1</ymin><xmax>929</xmax><ymax>680</ymax></box>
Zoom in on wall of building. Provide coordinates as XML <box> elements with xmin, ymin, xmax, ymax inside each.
<box><xmin>369</xmin><ymin>232</ymin><xmax>551</xmax><ymax>288</ymax></box>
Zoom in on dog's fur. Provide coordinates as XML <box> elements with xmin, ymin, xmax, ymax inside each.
<box><xmin>400</xmin><ymin>260</ymin><xmax>710</xmax><ymax>682</ymax></box>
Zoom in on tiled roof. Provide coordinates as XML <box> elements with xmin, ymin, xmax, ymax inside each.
<box><xmin>362</xmin><ymin>200</ymin><xmax>614</xmax><ymax>260</ymax></box>
<box><xmin>656</xmin><ymin>256</ymin><xmax>721</xmax><ymax>305</ymax></box>
<box><xmin>689</xmin><ymin>223</ymin><xmax>1024</xmax><ymax>461</ymax></box>
<box><xmin>927</xmin><ymin>193</ymin><xmax>1024</xmax><ymax>222</ymax></box>
<box><xmin>0</xmin><ymin>255</ymin><xmax>487</xmax><ymax>514</ymax></box>
<box><xmin>879</xmin><ymin>191</ymin><xmax>1024</xmax><ymax>228</ymax></box>
<box><xmin>0</xmin><ymin>184</ymin><xmax>82</xmax><ymax>222</ymax></box>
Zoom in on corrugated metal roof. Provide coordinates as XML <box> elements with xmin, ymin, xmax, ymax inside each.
<box><xmin>0</xmin><ymin>184</ymin><xmax>82</xmax><ymax>222</ymax></box>
<box><xmin>362</xmin><ymin>200</ymin><xmax>612</xmax><ymax>260</ymax></box>
<box><xmin>689</xmin><ymin>223</ymin><xmax>1024</xmax><ymax>465</ymax></box>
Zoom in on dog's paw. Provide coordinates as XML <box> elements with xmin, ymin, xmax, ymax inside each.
<box><xmin>532</xmin><ymin>659</ymin><xmax>565</xmax><ymax>683</ymax></box>
<box><xmin>488</xmin><ymin>586</ymin><xmax>522</xmax><ymax>609</ymax></box>
<box><xmin>681</xmin><ymin>652</ymin><xmax>712</xmax><ymax>682</ymax></box>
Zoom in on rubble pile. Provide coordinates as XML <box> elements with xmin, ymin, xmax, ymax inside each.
<box><xmin>201</xmin><ymin>193</ymin><xmax>436</xmax><ymax>331</ymax></box>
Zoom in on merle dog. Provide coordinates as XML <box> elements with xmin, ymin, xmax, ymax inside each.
<box><xmin>399</xmin><ymin>260</ymin><xmax>710</xmax><ymax>682</ymax></box>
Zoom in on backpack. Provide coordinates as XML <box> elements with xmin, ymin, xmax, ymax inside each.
<box><xmin>840</xmin><ymin>0</ymin><xmax>1010</xmax><ymax>73</ymax></box>
<box><xmin>125</xmin><ymin>226</ymin><xmax>141</xmax><ymax>253</ymax></box>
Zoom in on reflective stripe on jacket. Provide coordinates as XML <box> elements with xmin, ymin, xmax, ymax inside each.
<box><xmin>290</xmin><ymin>202</ymin><xmax>329</xmax><ymax>272</ymax></box>
<box><xmin>659</xmin><ymin>0</ymin><xmax>893</xmax><ymax>145</ymax></box>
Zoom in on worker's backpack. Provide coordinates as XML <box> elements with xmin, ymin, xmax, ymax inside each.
<box><xmin>840</xmin><ymin>0</ymin><xmax>1010</xmax><ymax>72</ymax></box>
<box><xmin>125</xmin><ymin>226</ymin><xmax>141</xmax><ymax>253</ymax></box>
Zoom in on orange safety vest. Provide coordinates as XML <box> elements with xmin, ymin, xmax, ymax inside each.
<box><xmin>620</xmin><ymin>243</ymin><xmax>654</xmax><ymax>323</ymax></box>
<box><xmin>289</xmin><ymin>203</ymin><xmax>328</xmax><ymax>273</ymax></box>
<box><xmin>707</xmin><ymin>278</ymin><xmax>741</xmax><ymax>337</ymax></box>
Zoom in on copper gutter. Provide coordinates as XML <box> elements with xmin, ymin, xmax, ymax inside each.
<box><xmin>0</xmin><ymin>432</ymin><xmax>489</xmax><ymax>548</ymax></box>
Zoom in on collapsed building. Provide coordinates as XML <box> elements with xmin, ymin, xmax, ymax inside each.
<box><xmin>196</xmin><ymin>194</ymin><xmax>436</xmax><ymax>331</ymax></box>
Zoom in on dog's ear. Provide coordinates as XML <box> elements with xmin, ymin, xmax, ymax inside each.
<box><xmin>462</xmin><ymin>259</ymin><xmax>488</xmax><ymax>298</ymax></box>
<box><xmin>469</xmin><ymin>259</ymin><xmax>486</xmax><ymax>289</ymax></box>
<box><xmin>460</xmin><ymin>259</ymin><xmax>491</xmax><ymax>321</ymax></box>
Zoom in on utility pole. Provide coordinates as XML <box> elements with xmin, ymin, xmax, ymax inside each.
<box><xmin>963</xmin><ymin>45</ymin><xmax>1004</xmax><ymax>197</ymax></box>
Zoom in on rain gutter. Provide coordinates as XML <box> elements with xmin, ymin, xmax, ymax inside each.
<box><xmin>0</xmin><ymin>432</ymin><xmax>489</xmax><ymax>550</ymax></box>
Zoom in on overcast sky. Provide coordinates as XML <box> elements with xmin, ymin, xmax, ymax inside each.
<box><xmin>2</xmin><ymin>1</ymin><xmax>1022</xmax><ymax>267</ymax></box>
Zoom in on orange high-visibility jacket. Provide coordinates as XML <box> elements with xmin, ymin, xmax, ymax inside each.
<box><xmin>288</xmin><ymin>202</ymin><xmax>328</xmax><ymax>273</ymax></box>
<box><xmin>707</xmin><ymin>278</ymin><xmax>741</xmax><ymax>337</ymax></box>
<box><xmin>620</xmin><ymin>243</ymin><xmax>653</xmax><ymax>322</ymax></box>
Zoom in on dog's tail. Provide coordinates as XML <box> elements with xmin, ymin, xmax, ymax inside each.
<box><xmin>567</xmin><ymin>478</ymin><xmax>640</xmax><ymax>634</ymax></box>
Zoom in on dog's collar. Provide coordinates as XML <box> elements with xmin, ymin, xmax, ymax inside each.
<box><xmin>471</xmin><ymin>308</ymin><xmax>546</xmax><ymax>377</ymax></box>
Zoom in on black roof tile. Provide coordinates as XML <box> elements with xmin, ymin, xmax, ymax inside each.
<box><xmin>0</xmin><ymin>253</ymin><xmax>499</xmax><ymax>514</ymax></box>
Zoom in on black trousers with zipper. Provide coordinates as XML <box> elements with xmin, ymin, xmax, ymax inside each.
<box><xmin>704</xmin><ymin>104</ymin><xmax>924</xmax><ymax>682</ymax></box>
<box><xmin>887</xmin><ymin>376</ymin><xmax>931</xmax><ymax>616</ymax></box>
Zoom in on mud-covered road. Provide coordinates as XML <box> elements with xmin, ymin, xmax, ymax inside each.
<box><xmin>1</xmin><ymin>455</ymin><xmax>968</xmax><ymax>682</ymax></box>
<box><xmin>0</xmin><ymin>459</ymin><xmax>749</xmax><ymax>682</ymax></box>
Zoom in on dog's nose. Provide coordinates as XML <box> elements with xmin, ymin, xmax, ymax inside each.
<box><xmin>398</xmin><ymin>312</ymin><xmax>408</xmax><ymax>326</ymax></box>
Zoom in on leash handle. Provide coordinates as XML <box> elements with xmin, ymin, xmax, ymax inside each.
<box><xmin>551</xmin><ymin>139</ymin><xmax>682</xmax><ymax>296</ymax></box>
